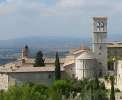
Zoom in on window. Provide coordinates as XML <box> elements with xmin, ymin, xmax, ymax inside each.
<box><xmin>99</xmin><ymin>62</ymin><xmax>102</xmax><ymax>65</ymax></box>
<box><xmin>99</xmin><ymin>52</ymin><xmax>101</xmax><ymax>55</ymax></box>
<box><xmin>108</xmin><ymin>62</ymin><xmax>114</xmax><ymax>71</ymax></box>
<box><xmin>99</xmin><ymin>70</ymin><xmax>102</xmax><ymax>77</ymax></box>
<box><xmin>96</xmin><ymin>21</ymin><xmax>100</xmax><ymax>31</ymax></box>
<box><xmin>120</xmin><ymin>96</ymin><xmax>122</xmax><ymax>99</ymax></box>
<box><xmin>22</xmin><ymin>59</ymin><xmax>25</xmax><ymax>63</ymax></box>
<box><xmin>100</xmin><ymin>21</ymin><xmax>104</xmax><ymax>31</ymax></box>
<box><xmin>48</xmin><ymin>74</ymin><xmax>51</xmax><ymax>79</ymax></box>
<box><xmin>72</xmin><ymin>74</ymin><xmax>75</xmax><ymax>78</ymax></box>
<box><xmin>99</xmin><ymin>45</ymin><xmax>102</xmax><ymax>50</ymax></box>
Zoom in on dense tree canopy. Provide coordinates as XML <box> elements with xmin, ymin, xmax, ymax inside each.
<box><xmin>0</xmin><ymin>79</ymin><xmax>109</xmax><ymax>100</ymax></box>
<box><xmin>34</xmin><ymin>50</ymin><xmax>45</xmax><ymax>67</ymax></box>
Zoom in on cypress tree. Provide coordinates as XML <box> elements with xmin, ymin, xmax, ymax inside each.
<box><xmin>55</xmin><ymin>52</ymin><xmax>61</xmax><ymax>80</ymax></box>
<box><xmin>34</xmin><ymin>50</ymin><xmax>45</xmax><ymax>67</ymax></box>
<box><xmin>94</xmin><ymin>77</ymin><xmax>99</xmax><ymax>90</ymax></box>
<box><xmin>110</xmin><ymin>76</ymin><xmax>115</xmax><ymax>100</ymax></box>
<box><xmin>91</xmin><ymin>84</ymin><xmax>94</xmax><ymax>100</ymax></box>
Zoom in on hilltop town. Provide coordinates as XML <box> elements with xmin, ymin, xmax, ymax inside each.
<box><xmin>0</xmin><ymin>16</ymin><xmax>122</xmax><ymax>100</ymax></box>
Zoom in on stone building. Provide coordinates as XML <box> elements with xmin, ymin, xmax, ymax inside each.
<box><xmin>92</xmin><ymin>17</ymin><xmax>108</xmax><ymax>75</ymax></box>
<box><xmin>0</xmin><ymin>16</ymin><xmax>111</xmax><ymax>90</ymax></box>
<box><xmin>75</xmin><ymin>51</ymin><xmax>97</xmax><ymax>79</ymax></box>
<box><xmin>0</xmin><ymin>63</ymin><xmax>65</xmax><ymax>90</ymax></box>
<box><xmin>107</xmin><ymin>42</ymin><xmax>122</xmax><ymax>57</ymax></box>
<box><xmin>64</xmin><ymin>17</ymin><xmax>108</xmax><ymax>80</ymax></box>
<box><xmin>21</xmin><ymin>45</ymin><xmax>29</xmax><ymax>59</ymax></box>
<box><xmin>64</xmin><ymin>49</ymin><xmax>98</xmax><ymax>80</ymax></box>
<box><xmin>0</xmin><ymin>49</ymin><xmax>65</xmax><ymax>90</ymax></box>
<box><xmin>116</xmin><ymin>60</ymin><xmax>122</xmax><ymax>91</ymax></box>
<box><xmin>0</xmin><ymin>46</ymin><xmax>98</xmax><ymax>90</ymax></box>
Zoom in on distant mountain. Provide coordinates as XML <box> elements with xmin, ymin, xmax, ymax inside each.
<box><xmin>0</xmin><ymin>34</ymin><xmax>121</xmax><ymax>49</ymax></box>
<box><xmin>0</xmin><ymin>36</ymin><xmax>90</xmax><ymax>50</ymax></box>
<box><xmin>0</xmin><ymin>34</ymin><xmax>121</xmax><ymax>64</ymax></box>
<box><xmin>0</xmin><ymin>36</ymin><xmax>91</xmax><ymax>64</ymax></box>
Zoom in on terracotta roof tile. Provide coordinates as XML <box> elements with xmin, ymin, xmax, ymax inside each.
<box><xmin>0</xmin><ymin>66</ymin><xmax>64</xmax><ymax>73</ymax></box>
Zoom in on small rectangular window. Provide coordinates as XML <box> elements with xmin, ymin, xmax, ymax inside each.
<box><xmin>72</xmin><ymin>74</ymin><xmax>75</xmax><ymax>78</ymax></box>
<box><xmin>48</xmin><ymin>74</ymin><xmax>51</xmax><ymax>79</ymax></box>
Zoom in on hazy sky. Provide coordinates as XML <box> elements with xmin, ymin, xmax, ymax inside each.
<box><xmin>0</xmin><ymin>0</ymin><xmax>122</xmax><ymax>40</ymax></box>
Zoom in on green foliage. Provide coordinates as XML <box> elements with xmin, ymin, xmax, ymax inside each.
<box><xmin>52</xmin><ymin>80</ymin><xmax>71</xmax><ymax>97</ymax></box>
<box><xmin>108</xmin><ymin>56</ymin><xmax>122</xmax><ymax>60</ymax></box>
<box><xmin>0</xmin><ymin>79</ymin><xmax>109</xmax><ymax>100</ymax></box>
<box><xmin>55</xmin><ymin>52</ymin><xmax>61</xmax><ymax>80</ymax></box>
<box><xmin>34</xmin><ymin>50</ymin><xmax>45</xmax><ymax>67</ymax></box>
<box><xmin>65</xmin><ymin>78</ymin><xmax>108</xmax><ymax>100</ymax></box>
<box><xmin>0</xmin><ymin>90</ymin><xmax>5</xmax><ymax>100</ymax></box>
<box><xmin>0</xmin><ymin>84</ymin><xmax>48</xmax><ymax>100</ymax></box>
<box><xmin>48</xmin><ymin>80</ymin><xmax>70</xmax><ymax>100</ymax></box>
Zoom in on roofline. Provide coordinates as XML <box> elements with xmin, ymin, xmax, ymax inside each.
<box><xmin>93</xmin><ymin>16</ymin><xmax>107</xmax><ymax>20</ymax></box>
<box><xmin>107</xmin><ymin>46</ymin><xmax>122</xmax><ymax>48</ymax></box>
<box><xmin>0</xmin><ymin>70</ymin><xmax>64</xmax><ymax>73</ymax></box>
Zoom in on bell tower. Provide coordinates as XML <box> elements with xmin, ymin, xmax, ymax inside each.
<box><xmin>92</xmin><ymin>16</ymin><xmax>107</xmax><ymax>76</ymax></box>
<box><xmin>21</xmin><ymin>45</ymin><xmax>29</xmax><ymax>59</ymax></box>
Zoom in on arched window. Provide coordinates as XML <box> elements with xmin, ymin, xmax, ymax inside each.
<box><xmin>99</xmin><ymin>69</ymin><xmax>103</xmax><ymax>77</ymax></box>
<box><xmin>96</xmin><ymin>21</ymin><xmax>101</xmax><ymax>31</ymax></box>
<box><xmin>100</xmin><ymin>21</ymin><xmax>104</xmax><ymax>31</ymax></box>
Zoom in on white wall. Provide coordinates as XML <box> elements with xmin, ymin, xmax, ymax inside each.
<box><xmin>0</xmin><ymin>73</ymin><xmax>8</xmax><ymax>90</ymax></box>
<box><xmin>117</xmin><ymin>60</ymin><xmax>122</xmax><ymax>91</ymax></box>
<box><xmin>75</xmin><ymin>59</ymin><xmax>97</xmax><ymax>80</ymax></box>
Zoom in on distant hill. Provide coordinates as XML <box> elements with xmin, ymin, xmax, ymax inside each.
<box><xmin>0</xmin><ymin>36</ymin><xmax>90</xmax><ymax>50</ymax></box>
<box><xmin>0</xmin><ymin>36</ymin><xmax>91</xmax><ymax>64</ymax></box>
<box><xmin>0</xmin><ymin>33</ymin><xmax>121</xmax><ymax>49</ymax></box>
<box><xmin>0</xmin><ymin>35</ymin><xmax>121</xmax><ymax>64</ymax></box>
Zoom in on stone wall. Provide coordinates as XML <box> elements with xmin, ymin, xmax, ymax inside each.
<box><xmin>0</xmin><ymin>73</ymin><xmax>8</xmax><ymax>90</ymax></box>
<box><xmin>8</xmin><ymin>72</ymin><xmax>55</xmax><ymax>87</ymax></box>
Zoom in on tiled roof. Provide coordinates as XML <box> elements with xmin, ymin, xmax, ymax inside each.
<box><xmin>73</xmin><ymin>50</ymin><xmax>86</xmax><ymax>55</ymax></box>
<box><xmin>0</xmin><ymin>66</ymin><xmax>64</xmax><ymax>73</ymax></box>
<box><xmin>63</xmin><ymin>60</ymin><xmax>75</xmax><ymax>66</ymax></box>
<box><xmin>107</xmin><ymin>45</ymin><xmax>122</xmax><ymax>48</ymax></box>
<box><xmin>76</xmin><ymin>51</ymin><xmax>95</xmax><ymax>60</ymax></box>
<box><xmin>25</xmin><ymin>58</ymin><xmax>65</xmax><ymax>64</ymax></box>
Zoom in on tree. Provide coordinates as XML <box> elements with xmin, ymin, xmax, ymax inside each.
<box><xmin>34</xmin><ymin>50</ymin><xmax>45</xmax><ymax>67</ymax></box>
<box><xmin>50</xmin><ymin>80</ymin><xmax>71</xmax><ymax>98</ymax></box>
<box><xmin>94</xmin><ymin>77</ymin><xmax>100</xmax><ymax>90</ymax></box>
<box><xmin>0</xmin><ymin>79</ymin><xmax>109</xmax><ymax>100</ymax></box>
<box><xmin>55</xmin><ymin>52</ymin><xmax>61</xmax><ymax>80</ymax></box>
<box><xmin>110</xmin><ymin>76</ymin><xmax>115</xmax><ymax>100</ymax></box>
